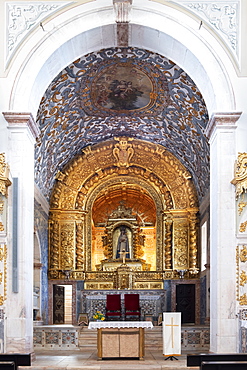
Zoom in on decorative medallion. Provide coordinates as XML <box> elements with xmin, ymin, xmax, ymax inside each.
<box><xmin>92</xmin><ymin>63</ymin><xmax>154</xmax><ymax>111</ymax></box>
<box><xmin>80</xmin><ymin>57</ymin><xmax>169</xmax><ymax>117</ymax></box>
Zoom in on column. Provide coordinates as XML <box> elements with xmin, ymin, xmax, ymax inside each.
<box><xmin>188</xmin><ymin>210</ymin><xmax>199</xmax><ymax>274</ymax></box>
<box><xmin>206</xmin><ymin>112</ymin><xmax>241</xmax><ymax>353</ymax></box>
<box><xmin>163</xmin><ymin>212</ymin><xmax>173</xmax><ymax>270</ymax></box>
<box><xmin>3</xmin><ymin>112</ymin><xmax>40</xmax><ymax>353</ymax></box>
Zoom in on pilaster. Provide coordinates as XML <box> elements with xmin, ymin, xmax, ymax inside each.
<box><xmin>3</xmin><ymin>112</ymin><xmax>40</xmax><ymax>352</ymax></box>
<box><xmin>206</xmin><ymin>112</ymin><xmax>242</xmax><ymax>353</ymax></box>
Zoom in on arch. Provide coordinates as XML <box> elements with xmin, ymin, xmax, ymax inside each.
<box><xmin>48</xmin><ymin>138</ymin><xmax>200</xmax><ymax>288</ymax></box>
<box><xmin>84</xmin><ymin>174</ymin><xmax>164</xmax><ymax>271</ymax></box>
<box><xmin>50</xmin><ymin>138</ymin><xmax>197</xmax><ymax>211</ymax></box>
<box><xmin>8</xmin><ymin>1</ymin><xmax>235</xmax><ymax>117</ymax></box>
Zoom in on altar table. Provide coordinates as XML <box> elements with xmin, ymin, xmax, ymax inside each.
<box><xmin>88</xmin><ymin>321</ymin><xmax>153</xmax><ymax>360</ymax></box>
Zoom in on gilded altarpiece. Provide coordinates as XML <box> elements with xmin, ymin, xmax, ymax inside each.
<box><xmin>48</xmin><ymin>138</ymin><xmax>200</xmax><ymax>288</ymax></box>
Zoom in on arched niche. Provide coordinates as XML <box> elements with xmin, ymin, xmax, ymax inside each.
<box><xmin>85</xmin><ymin>175</ymin><xmax>162</xmax><ymax>272</ymax></box>
<box><xmin>49</xmin><ymin>138</ymin><xmax>199</xmax><ymax>288</ymax></box>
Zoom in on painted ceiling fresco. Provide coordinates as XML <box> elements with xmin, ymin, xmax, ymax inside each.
<box><xmin>35</xmin><ymin>47</ymin><xmax>209</xmax><ymax>201</ymax></box>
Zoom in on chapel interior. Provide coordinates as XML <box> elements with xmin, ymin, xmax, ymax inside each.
<box><xmin>43</xmin><ymin>47</ymin><xmax>207</xmax><ymax>327</ymax></box>
<box><xmin>1</xmin><ymin>0</ymin><xmax>247</xmax><ymax>358</ymax></box>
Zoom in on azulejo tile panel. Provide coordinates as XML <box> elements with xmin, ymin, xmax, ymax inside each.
<box><xmin>62</xmin><ymin>331</ymin><xmax>76</xmax><ymax>344</ymax></box>
<box><xmin>34</xmin><ymin>327</ymin><xmax>79</xmax><ymax>349</ymax></box>
<box><xmin>183</xmin><ymin>327</ymin><xmax>210</xmax><ymax>350</ymax></box>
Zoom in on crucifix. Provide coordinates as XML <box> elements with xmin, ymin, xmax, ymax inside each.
<box><xmin>165</xmin><ymin>317</ymin><xmax>179</xmax><ymax>348</ymax></box>
<box><xmin>120</xmin><ymin>249</ymin><xmax>126</xmax><ymax>264</ymax></box>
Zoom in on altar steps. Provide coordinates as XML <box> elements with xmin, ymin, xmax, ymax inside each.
<box><xmin>78</xmin><ymin>325</ymin><xmax>209</xmax><ymax>352</ymax></box>
<box><xmin>25</xmin><ymin>325</ymin><xmax>208</xmax><ymax>369</ymax></box>
<box><xmin>78</xmin><ymin>326</ymin><xmax>163</xmax><ymax>350</ymax></box>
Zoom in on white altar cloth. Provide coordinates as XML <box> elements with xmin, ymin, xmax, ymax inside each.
<box><xmin>88</xmin><ymin>321</ymin><xmax>153</xmax><ymax>329</ymax></box>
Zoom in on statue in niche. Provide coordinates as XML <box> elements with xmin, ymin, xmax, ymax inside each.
<box><xmin>116</xmin><ymin>226</ymin><xmax>130</xmax><ymax>259</ymax></box>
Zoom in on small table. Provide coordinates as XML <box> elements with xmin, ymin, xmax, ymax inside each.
<box><xmin>88</xmin><ymin>321</ymin><xmax>153</xmax><ymax>360</ymax></box>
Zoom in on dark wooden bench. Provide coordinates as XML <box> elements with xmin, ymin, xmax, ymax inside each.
<box><xmin>187</xmin><ymin>353</ymin><xmax>247</xmax><ymax>367</ymax></box>
<box><xmin>0</xmin><ymin>362</ymin><xmax>15</xmax><ymax>370</ymax></box>
<box><xmin>0</xmin><ymin>354</ymin><xmax>31</xmax><ymax>370</ymax></box>
<box><xmin>201</xmin><ymin>361</ymin><xmax>247</xmax><ymax>369</ymax></box>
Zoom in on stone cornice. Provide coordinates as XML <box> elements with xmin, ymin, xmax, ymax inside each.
<box><xmin>3</xmin><ymin>112</ymin><xmax>40</xmax><ymax>140</ymax></box>
<box><xmin>205</xmin><ymin>111</ymin><xmax>242</xmax><ymax>139</ymax></box>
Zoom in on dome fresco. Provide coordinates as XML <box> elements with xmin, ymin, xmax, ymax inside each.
<box><xmin>35</xmin><ymin>47</ymin><xmax>209</xmax><ymax>201</ymax></box>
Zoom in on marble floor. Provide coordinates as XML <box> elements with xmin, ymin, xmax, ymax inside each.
<box><xmin>19</xmin><ymin>348</ymin><xmax>199</xmax><ymax>370</ymax></box>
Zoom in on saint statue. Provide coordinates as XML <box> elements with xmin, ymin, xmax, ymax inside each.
<box><xmin>116</xmin><ymin>226</ymin><xmax>130</xmax><ymax>259</ymax></box>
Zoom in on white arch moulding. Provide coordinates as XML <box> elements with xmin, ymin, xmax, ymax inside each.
<box><xmin>8</xmin><ymin>0</ymin><xmax>236</xmax><ymax>118</ymax></box>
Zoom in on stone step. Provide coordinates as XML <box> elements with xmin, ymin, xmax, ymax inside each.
<box><xmin>78</xmin><ymin>326</ymin><xmax>164</xmax><ymax>350</ymax></box>
<box><xmin>19</xmin><ymin>367</ymin><xmax>196</xmax><ymax>370</ymax></box>
<box><xmin>78</xmin><ymin>325</ymin><xmax>210</xmax><ymax>351</ymax></box>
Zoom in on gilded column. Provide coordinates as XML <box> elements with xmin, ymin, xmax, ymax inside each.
<box><xmin>164</xmin><ymin>214</ymin><xmax>173</xmax><ymax>269</ymax></box>
<box><xmin>189</xmin><ymin>211</ymin><xmax>199</xmax><ymax>274</ymax></box>
<box><xmin>76</xmin><ymin>221</ymin><xmax>84</xmax><ymax>270</ymax></box>
<box><xmin>49</xmin><ymin>220</ymin><xmax>59</xmax><ymax>270</ymax></box>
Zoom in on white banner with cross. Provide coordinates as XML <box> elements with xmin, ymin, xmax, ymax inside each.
<box><xmin>162</xmin><ymin>312</ymin><xmax>181</xmax><ymax>356</ymax></box>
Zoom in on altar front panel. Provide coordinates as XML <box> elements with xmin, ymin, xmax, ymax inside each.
<box><xmin>98</xmin><ymin>328</ymin><xmax>143</xmax><ymax>359</ymax></box>
<box><xmin>101</xmin><ymin>329</ymin><xmax>119</xmax><ymax>358</ymax></box>
<box><xmin>89</xmin><ymin>321</ymin><xmax>151</xmax><ymax>360</ymax></box>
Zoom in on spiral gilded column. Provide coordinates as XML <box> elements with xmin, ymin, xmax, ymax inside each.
<box><xmin>76</xmin><ymin>222</ymin><xmax>84</xmax><ymax>269</ymax></box>
<box><xmin>50</xmin><ymin>221</ymin><xmax>59</xmax><ymax>269</ymax></box>
<box><xmin>164</xmin><ymin>215</ymin><xmax>173</xmax><ymax>269</ymax></box>
<box><xmin>189</xmin><ymin>212</ymin><xmax>198</xmax><ymax>274</ymax></box>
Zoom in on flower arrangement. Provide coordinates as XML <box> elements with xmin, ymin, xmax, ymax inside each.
<box><xmin>93</xmin><ymin>311</ymin><xmax>105</xmax><ymax>321</ymax></box>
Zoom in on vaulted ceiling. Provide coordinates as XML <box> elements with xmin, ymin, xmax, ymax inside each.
<box><xmin>35</xmin><ymin>47</ymin><xmax>209</xmax><ymax>202</ymax></box>
<box><xmin>92</xmin><ymin>183</ymin><xmax>157</xmax><ymax>227</ymax></box>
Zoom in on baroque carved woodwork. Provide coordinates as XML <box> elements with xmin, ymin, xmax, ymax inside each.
<box><xmin>0</xmin><ymin>244</ymin><xmax>7</xmax><ymax>305</ymax></box>
<box><xmin>0</xmin><ymin>153</ymin><xmax>11</xmax><ymax>198</ymax></box>
<box><xmin>232</xmin><ymin>153</ymin><xmax>247</xmax><ymax>235</ymax></box>
<box><xmin>232</xmin><ymin>153</ymin><xmax>247</xmax><ymax>198</ymax></box>
<box><xmin>237</xmin><ymin>245</ymin><xmax>247</xmax><ymax>305</ymax></box>
<box><xmin>48</xmin><ymin>138</ymin><xmax>200</xmax><ymax>287</ymax></box>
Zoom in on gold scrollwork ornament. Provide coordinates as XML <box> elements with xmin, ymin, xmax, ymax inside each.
<box><xmin>240</xmin><ymin>221</ymin><xmax>247</xmax><ymax>233</ymax></box>
<box><xmin>238</xmin><ymin>201</ymin><xmax>247</xmax><ymax>215</ymax></box>
<box><xmin>240</xmin><ymin>246</ymin><xmax>247</xmax><ymax>262</ymax></box>
<box><xmin>239</xmin><ymin>293</ymin><xmax>247</xmax><ymax>306</ymax></box>
<box><xmin>240</xmin><ymin>270</ymin><xmax>247</xmax><ymax>286</ymax></box>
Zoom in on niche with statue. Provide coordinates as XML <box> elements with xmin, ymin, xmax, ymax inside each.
<box><xmin>96</xmin><ymin>202</ymin><xmax>150</xmax><ymax>272</ymax></box>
